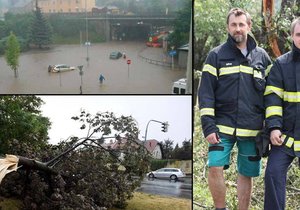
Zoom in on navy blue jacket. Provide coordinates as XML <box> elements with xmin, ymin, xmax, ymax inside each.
<box><xmin>265</xmin><ymin>43</ymin><xmax>300</xmax><ymax>156</ymax></box>
<box><xmin>199</xmin><ymin>34</ymin><xmax>272</xmax><ymax>140</ymax></box>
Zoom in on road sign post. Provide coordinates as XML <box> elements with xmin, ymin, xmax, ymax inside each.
<box><xmin>78</xmin><ymin>65</ymin><xmax>84</xmax><ymax>94</ymax></box>
<box><xmin>127</xmin><ymin>59</ymin><xmax>131</xmax><ymax>78</ymax></box>
<box><xmin>169</xmin><ymin>47</ymin><xmax>176</xmax><ymax>70</ymax></box>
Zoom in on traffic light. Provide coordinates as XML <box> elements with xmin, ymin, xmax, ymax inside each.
<box><xmin>161</xmin><ymin>122</ymin><xmax>169</xmax><ymax>132</ymax></box>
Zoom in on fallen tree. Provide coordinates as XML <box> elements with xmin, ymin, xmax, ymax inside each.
<box><xmin>0</xmin><ymin>110</ymin><xmax>150</xmax><ymax>209</ymax></box>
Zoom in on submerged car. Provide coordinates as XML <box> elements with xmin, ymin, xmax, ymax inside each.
<box><xmin>147</xmin><ymin>168</ymin><xmax>185</xmax><ymax>180</ymax></box>
<box><xmin>109</xmin><ymin>51</ymin><xmax>122</xmax><ymax>59</ymax></box>
<box><xmin>50</xmin><ymin>64</ymin><xmax>76</xmax><ymax>73</ymax></box>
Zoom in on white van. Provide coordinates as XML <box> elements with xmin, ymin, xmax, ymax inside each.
<box><xmin>172</xmin><ymin>78</ymin><xmax>186</xmax><ymax>94</ymax></box>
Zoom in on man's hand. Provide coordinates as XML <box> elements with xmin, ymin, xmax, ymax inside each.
<box><xmin>206</xmin><ymin>133</ymin><xmax>220</xmax><ymax>144</ymax></box>
<box><xmin>270</xmin><ymin>129</ymin><xmax>283</xmax><ymax>146</ymax></box>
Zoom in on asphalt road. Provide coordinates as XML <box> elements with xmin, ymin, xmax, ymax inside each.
<box><xmin>136</xmin><ymin>176</ymin><xmax>192</xmax><ymax>199</ymax></box>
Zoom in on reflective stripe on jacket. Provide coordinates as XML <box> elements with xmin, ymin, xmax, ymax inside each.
<box><xmin>265</xmin><ymin>44</ymin><xmax>300</xmax><ymax>155</ymax></box>
<box><xmin>199</xmin><ymin>34</ymin><xmax>272</xmax><ymax>140</ymax></box>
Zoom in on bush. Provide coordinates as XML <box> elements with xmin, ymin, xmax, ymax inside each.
<box><xmin>150</xmin><ymin>159</ymin><xmax>169</xmax><ymax>171</ymax></box>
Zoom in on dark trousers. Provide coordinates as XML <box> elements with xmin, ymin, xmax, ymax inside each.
<box><xmin>264</xmin><ymin>146</ymin><xmax>295</xmax><ymax>210</ymax></box>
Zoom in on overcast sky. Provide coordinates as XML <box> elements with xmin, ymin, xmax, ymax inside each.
<box><xmin>39</xmin><ymin>95</ymin><xmax>191</xmax><ymax>146</ymax></box>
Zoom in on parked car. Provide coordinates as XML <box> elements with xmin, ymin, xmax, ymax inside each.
<box><xmin>85</xmin><ymin>41</ymin><xmax>91</xmax><ymax>46</ymax></box>
<box><xmin>51</xmin><ymin>64</ymin><xmax>76</xmax><ymax>73</ymax></box>
<box><xmin>109</xmin><ymin>51</ymin><xmax>122</xmax><ymax>59</ymax></box>
<box><xmin>147</xmin><ymin>168</ymin><xmax>185</xmax><ymax>180</ymax></box>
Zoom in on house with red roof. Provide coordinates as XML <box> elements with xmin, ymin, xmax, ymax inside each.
<box><xmin>144</xmin><ymin>139</ymin><xmax>162</xmax><ymax>159</ymax></box>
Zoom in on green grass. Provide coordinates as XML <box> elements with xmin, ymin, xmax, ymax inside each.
<box><xmin>0</xmin><ymin>192</ymin><xmax>191</xmax><ymax>210</ymax></box>
<box><xmin>0</xmin><ymin>197</ymin><xmax>22</xmax><ymax>210</ymax></box>
<box><xmin>110</xmin><ymin>192</ymin><xmax>192</xmax><ymax>210</ymax></box>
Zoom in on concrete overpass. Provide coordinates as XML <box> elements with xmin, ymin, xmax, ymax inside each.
<box><xmin>53</xmin><ymin>13</ymin><xmax>176</xmax><ymax>41</ymax></box>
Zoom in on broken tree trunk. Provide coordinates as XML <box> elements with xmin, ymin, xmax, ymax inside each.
<box><xmin>18</xmin><ymin>156</ymin><xmax>58</xmax><ymax>175</ymax></box>
<box><xmin>0</xmin><ymin>154</ymin><xmax>58</xmax><ymax>184</ymax></box>
<box><xmin>263</xmin><ymin>0</ymin><xmax>282</xmax><ymax>57</ymax></box>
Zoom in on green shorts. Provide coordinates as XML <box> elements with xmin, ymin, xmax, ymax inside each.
<box><xmin>207</xmin><ymin>137</ymin><xmax>261</xmax><ymax>177</ymax></box>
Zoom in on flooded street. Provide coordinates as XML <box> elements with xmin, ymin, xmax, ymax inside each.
<box><xmin>137</xmin><ymin>177</ymin><xmax>192</xmax><ymax>199</ymax></box>
<box><xmin>0</xmin><ymin>41</ymin><xmax>185</xmax><ymax>94</ymax></box>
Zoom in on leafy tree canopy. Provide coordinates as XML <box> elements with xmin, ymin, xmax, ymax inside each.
<box><xmin>160</xmin><ymin>139</ymin><xmax>174</xmax><ymax>159</ymax></box>
<box><xmin>5</xmin><ymin>32</ymin><xmax>20</xmax><ymax>77</ymax></box>
<box><xmin>167</xmin><ymin>0</ymin><xmax>192</xmax><ymax>49</ymax></box>
<box><xmin>0</xmin><ymin>95</ymin><xmax>50</xmax><ymax>155</ymax></box>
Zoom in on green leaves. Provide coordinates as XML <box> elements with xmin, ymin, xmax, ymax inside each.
<box><xmin>4</xmin><ymin>32</ymin><xmax>20</xmax><ymax>77</ymax></box>
<box><xmin>0</xmin><ymin>95</ymin><xmax>50</xmax><ymax>155</ymax></box>
<box><xmin>167</xmin><ymin>1</ymin><xmax>191</xmax><ymax>49</ymax></box>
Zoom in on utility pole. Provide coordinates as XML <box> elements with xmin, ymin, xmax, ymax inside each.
<box><xmin>186</xmin><ymin>10</ymin><xmax>192</xmax><ymax>94</ymax></box>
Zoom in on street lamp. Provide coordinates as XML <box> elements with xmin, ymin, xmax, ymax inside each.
<box><xmin>85</xmin><ymin>0</ymin><xmax>89</xmax><ymax>65</ymax></box>
<box><xmin>78</xmin><ymin>65</ymin><xmax>84</xmax><ymax>94</ymax></box>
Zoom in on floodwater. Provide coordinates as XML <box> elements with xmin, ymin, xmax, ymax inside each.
<box><xmin>0</xmin><ymin>41</ymin><xmax>185</xmax><ymax>94</ymax></box>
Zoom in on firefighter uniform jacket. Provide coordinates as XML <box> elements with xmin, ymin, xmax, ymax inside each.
<box><xmin>199</xmin><ymin>34</ymin><xmax>272</xmax><ymax>141</ymax></box>
<box><xmin>265</xmin><ymin>44</ymin><xmax>300</xmax><ymax>156</ymax></box>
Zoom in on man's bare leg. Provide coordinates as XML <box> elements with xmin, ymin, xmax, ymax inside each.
<box><xmin>237</xmin><ymin>173</ymin><xmax>252</xmax><ymax>210</ymax></box>
<box><xmin>208</xmin><ymin>167</ymin><xmax>226</xmax><ymax>208</ymax></box>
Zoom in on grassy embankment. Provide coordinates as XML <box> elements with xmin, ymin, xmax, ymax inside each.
<box><xmin>0</xmin><ymin>192</ymin><xmax>191</xmax><ymax>210</ymax></box>
<box><xmin>110</xmin><ymin>192</ymin><xmax>192</xmax><ymax>210</ymax></box>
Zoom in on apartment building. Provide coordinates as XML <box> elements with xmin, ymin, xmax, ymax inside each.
<box><xmin>38</xmin><ymin>0</ymin><xmax>95</xmax><ymax>13</ymax></box>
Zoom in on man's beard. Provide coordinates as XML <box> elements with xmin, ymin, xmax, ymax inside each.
<box><xmin>233</xmin><ymin>34</ymin><xmax>245</xmax><ymax>43</ymax></box>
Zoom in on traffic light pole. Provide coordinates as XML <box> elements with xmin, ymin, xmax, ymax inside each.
<box><xmin>144</xmin><ymin>119</ymin><xmax>168</xmax><ymax>142</ymax></box>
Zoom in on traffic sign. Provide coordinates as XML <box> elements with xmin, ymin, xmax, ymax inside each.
<box><xmin>127</xmin><ymin>59</ymin><xmax>131</xmax><ymax>65</ymax></box>
<box><xmin>168</xmin><ymin>50</ymin><xmax>177</xmax><ymax>56</ymax></box>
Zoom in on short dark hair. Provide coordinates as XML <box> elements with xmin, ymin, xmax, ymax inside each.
<box><xmin>291</xmin><ymin>17</ymin><xmax>300</xmax><ymax>35</ymax></box>
<box><xmin>226</xmin><ymin>8</ymin><xmax>252</xmax><ymax>26</ymax></box>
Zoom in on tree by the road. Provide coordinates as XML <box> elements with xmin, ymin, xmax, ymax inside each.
<box><xmin>29</xmin><ymin>7</ymin><xmax>52</xmax><ymax>48</ymax></box>
<box><xmin>0</xmin><ymin>95</ymin><xmax>50</xmax><ymax>154</ymax></box>
<box><xmin>171</xmin><ymin>139</ymin><xmax>191</xmax><ymax>160</ymax></box>
<box><xmin>160</xmin><ymin>139</ymin><xmax>174</xmax><ymax>159</ymax></box>
<box><xmin>0</xmin><ymin>20</ymin><xmax>8</xmax><ymax>40</ymax></box>
<box><xmin>167</xmin><ymin>0</ymin><xmax>192</xmax><ymax>49</ymax></box>
<box><xmin>4</xmin><ymin>32</ymin><xmax>20</xmax><ymax>78</ymax></box>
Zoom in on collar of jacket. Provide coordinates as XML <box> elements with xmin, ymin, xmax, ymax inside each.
<box><xmin>227</xmin><ymin>34</ymin><xmax>257</xmax><ymax>54</ymax></box>
<box><xmin>292</xmin><ymin>42</ymin><xmax>300</xmax><ymax>62</ymax></box>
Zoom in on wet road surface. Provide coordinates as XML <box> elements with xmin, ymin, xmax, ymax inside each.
<box><xmin>0</xmin><ymin>41</ymin><xmax>185</xmax><ymax>94</ymax></box>
<box><xmin>136</xmin><ymin>177</ymin><xmax>192</xmax><ymax>199</ymax></box>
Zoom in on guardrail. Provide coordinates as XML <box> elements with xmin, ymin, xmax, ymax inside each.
<box><xmin>138</xmin><ymin>47</ymin><xmax>179</xmax><ymax>69</ymax></box>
